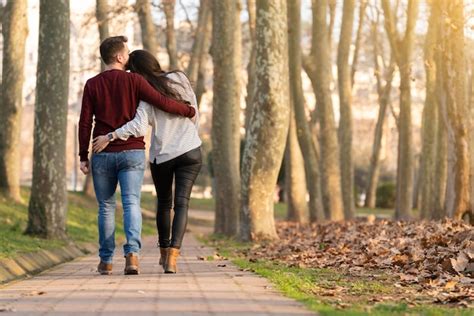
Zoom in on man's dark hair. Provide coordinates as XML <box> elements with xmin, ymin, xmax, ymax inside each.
<box><xmin>99</xmin><ymin>36</ymin><xmax>128</xmax><ymax>65</ymax></box>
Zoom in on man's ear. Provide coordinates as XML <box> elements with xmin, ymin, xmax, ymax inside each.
<box><xmin>116</xmin><ymin>54</ymin><xmax>124</xmax><ymax>64</ymax></box>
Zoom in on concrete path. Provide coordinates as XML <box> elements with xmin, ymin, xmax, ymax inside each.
<box><xmin>0</xmin><ymin>233</ymin><xmax>315</xmax><ymax>315</ymax></box>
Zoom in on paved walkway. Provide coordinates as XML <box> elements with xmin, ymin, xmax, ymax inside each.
<box><xmin>0</xmin><ymin>232</ymin><xmax>315</xmax><ymax>315</ymax></box>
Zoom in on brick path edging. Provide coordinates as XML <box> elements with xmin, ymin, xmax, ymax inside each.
<box><xmin>0</xmin><ymin>242</ymin><xmax>97</xmax><ymax>284</ymax></box>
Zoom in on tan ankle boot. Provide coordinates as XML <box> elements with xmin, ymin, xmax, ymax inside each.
<box><xmin>165</xmin><ymin>248</ymin><xmax>180</xmax><ymax>273</ymax></box>
<box><xmin>159</xmin><ymin>247</ymin><xmax>169</xmax><ymax>268</ymax></box>
<box><xmin>124</xmin><ymin>253</ymin><xmax>140</xmax><ymax>275</ymax></box>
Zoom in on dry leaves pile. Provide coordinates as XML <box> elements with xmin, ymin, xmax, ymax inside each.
<box><xmin>245</xmin><ymin>219</ymin><xmax>474</xmax><ymax>307</ymax></box>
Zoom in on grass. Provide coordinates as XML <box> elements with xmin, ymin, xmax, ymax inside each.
<box><xmin>0</xmin><ymin>188</ymin><xmax>156</xmax><ymax>259</ymax></box>
<box><xmin>200</xmin><ymin>235</ymin><xmax>473</xmax><ymax>316</ymax></box>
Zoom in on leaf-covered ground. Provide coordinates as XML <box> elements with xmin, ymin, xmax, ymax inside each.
<box><xmin>240</xmin><ymin>219</ymin><xmax>473</xmax><ymax>309</ymax></box>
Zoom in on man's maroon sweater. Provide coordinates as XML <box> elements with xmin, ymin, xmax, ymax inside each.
<box><xmin>78</xmin><ymin>69</ymin><xmax>195</xmax><ymax>162</ymax></box>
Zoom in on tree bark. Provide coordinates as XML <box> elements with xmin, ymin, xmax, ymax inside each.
<box><xmin>337</xmin><ymin>0</ymin><xmax>355</xmax><ymax>219</ymax></box>
<box><xmin>350</xmin><ymin>0</ymin><xmax>367</xmax><ymax>86</ymax></box>
<box><xmin>245</xmin><ymin>0</ymin><xmax>257</xmax><ymax>130</ymax></box>
<box><xmin>96</xmin><ymin>0</ymin><xmax>109</xmax><ymax>72</ymax></box>
<box><xmin>284</xmin><ymin>0</ymin><xmax>308</xmax><ymax>221</ymax></box>
<box><xmin>240</xmin><ymin>0</ymin><xmax>289</xmax><ymax>241</ymax></box>
<box><xmin>135</xmin><ymin>0</ymin><xmax>158</xmax><ymax>56</ymax></box>
<box><xmin>365</xmin><ymin>18</ymin><xmax>394</xmax><ymax>209</ymax></box>
<box><xmin>26</xmin><ymin>0</ymin><xmax>70</xmax><ymax>239</ymax></box>
<box><xmin>0</xmin><ymin>0</ymin><xmax>28</xmax><ymax>202</ymax></box>
<box><xmin>285</xmin><ymin>107</ymin><xmax>308</xmax><ymax>223</ymax></box>
<box><xmin>312</xmin><ymin>0</ymin><xmax>344</xmax><ymax>221</ymax></box>
<box><xmin>381</xmin><ymin>0</ymin><xmax>418</xmax><ymax>220</ymax></box>
<box><xmin>211</xmin><ymin>0</ymin><xmax>241</xmax><ymax>236</ymax></box>
<box><xmin>287</xmin><ymin>0</ymin><xmax>324</xmax><ymax>222</ymax></box>
<box><xmin>195</xmin><ymin>12</ymin><xmax>212</xmax><ymax>107</ymax></box>
<box><xmin>187</xmin><ymin>0</ymin><xmax>211</xmax><ymax>85</ymax></box>
<box><xmin>438</xmin><ymin>0</ymin><xmax>469</xmax><ymax>220</ymax></box>
<box><xmin>419</xmin><ymin>1</ymin><xmax>440</xmax><ymax>219</ymax></box>
<box><xmin>162</xmin><ymin>0</ymin><xmax>178</xmax><ymax>69</ymax></box>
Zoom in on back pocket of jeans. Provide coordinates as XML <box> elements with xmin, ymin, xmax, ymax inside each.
<box><xmin>92</xmin><ymin>154</ymin><xmax>109</xmax><ymax>175</ymax></box>
<box><xmin>124</xmin><ymin>151</ymin><xmax>145</xmax><ymax>171</ymax></box>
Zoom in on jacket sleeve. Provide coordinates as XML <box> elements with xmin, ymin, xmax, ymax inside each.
<box><xmin>78</xmin><ymin>82</ymin><xmax>94</xmax><ymax>162</ymax></box>
<box><xmin>115</xmin><ymin>101</ymin><xmax>151</xmax><ymax>140</ymax></box>
<box><xmin>135</xmin><ymin>74</ymin><xmax>196</xmax><ymax>118</ymax></box>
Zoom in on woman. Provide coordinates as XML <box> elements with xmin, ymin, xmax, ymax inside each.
<box><xmin>93</xmin><ymin>50</ymin><xmax>202</xmax><ymax>274</ymax></box>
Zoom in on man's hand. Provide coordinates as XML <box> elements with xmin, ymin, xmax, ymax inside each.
<box><xmin>80</xmin><ymin>161</ymin><xmax>89</xmax><ymax>175</ymax></box>
<box><xmin>93</xmin><ymin>135</ymin><xmax>111</xmax><ymax>153</ymax></box>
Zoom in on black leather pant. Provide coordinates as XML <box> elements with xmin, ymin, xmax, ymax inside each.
<box><xmin>150</xmin><ymin>147</ymin><xmax>202</xmax><ymax>249</ymax></box>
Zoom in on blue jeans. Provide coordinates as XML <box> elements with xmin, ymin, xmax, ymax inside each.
<box><xmin>91</xmin><ymin>150</ymin><xmax>145</xmax><ymax>264</ymax></box>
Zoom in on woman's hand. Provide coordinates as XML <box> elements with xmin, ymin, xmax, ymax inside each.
<box><xmin>93</xmin><ymin>135</ymin><xmax>111</xmax><ymax>153</ymax></box>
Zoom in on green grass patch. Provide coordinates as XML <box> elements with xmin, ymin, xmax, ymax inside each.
<box><xmin>0</xmin><ymin>188</ymin><xmax>156</xmax><ymax>259</ymax></box>
<box><xmin>200</xmin><ymin>235</ymin><xmax>472</xmax><ymax>316</ymax></box>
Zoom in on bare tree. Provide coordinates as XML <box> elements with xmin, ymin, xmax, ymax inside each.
<box><xmin>364</xmin><ymin>13</ymin><xmax>395</xmax><ymax>209</ymax></box>
<box><xmin>351</xmin><ymin>0</ymin><xmax>368</xmax><ymax>85</ymax></box>
<box><xmin>245</xmin><ymin>0</ymin><xmax>257</xmax><ymax>130</ymax></box>
<box><xmin>187</xmin><ymin>0</ymin><xmax>211</xmax><ymax>106</ymax></box>
<box><xmin>26</xmin><ymin>0</ymin><xmax>70</xmax><ymax>239</ymax></box>
<box><xmin>187</xmin><ymin>0</ymin><xmax>211</xmax><ymax>83</ymax></box>
<box><xmin>285</xmin><ymin>108</ymin><xmax>308</xmax><ymax>223</ymax></box>
<box><xmin>311</xmin><ymin>0</ymin><xmax>344</xmax><ymax>220</ymax></box>
<box><xmin>438</xmin><ymin>0</ymin><xmax>470</xmax><ymax>220</ymax></box>
<box><xmin>211</xmin><ymin>0</ymin><xmax>241</xmax><ymax>236</ymax></box>
<box><xmin>240</xmin><ymin>0</ymin><xmax>289</xmax><ymax>241</ymax></box>
<box><xmin>162</xmin><ymin>0</ymin><xmax>178</xmax><ymax>69</ymax></box>
<box><xmin>194</xmin><ymin>13</ymin><xmax>212</xmax><ymax>106</ymax></box>
<box><xmin>419</xmin><ymin>1</ymin><xmax>441</xmax><ymax>219</ymax></box>
<box><xmin>287</xmin><ymin>0</ymin><xmax>324</xmax><ymax>222</ymax></box>
<box><xmin>136</xmin><ymin>0</ymin><xmax>158</xmax><ymax>56</ymax></box>
<box><xmin>0</xmin><ymin>0</ymin><xmax>28</xmax><ymax>202</ymax></box>
<box><xmin>381</xmin><ymin>0</ymin><xmax>419</xmax><ymax>220</ymax></box>
<box><xmin>337</xmin><ymin>0</ymin><xmax>356</xmax><ymax>219</ymax></box>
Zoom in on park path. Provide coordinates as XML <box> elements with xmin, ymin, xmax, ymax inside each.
<box><xmin>0</xmin><ymin>227</ymin><xmax>315</xmax><ymax>315</ymax></box>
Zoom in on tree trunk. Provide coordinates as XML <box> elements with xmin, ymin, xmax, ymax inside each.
<box><xmin>419</xmin><ymin>1</ymin><xmax>440</xmax><ymax>219</ymax></box>
<box><xmin>135</xmin><ymin>0</ymin><xmax>158</xmax><ymax>56</ymax></box>
<box><xmin>26</xmin><ymin>0</ymin><xmax>70</xmax><ymax>239</ymax></box>
<box><xmin>0</xmin><ymin>0</ymin><xmax>28</xmax><ymax>202</ymax></box>
<box><xmin>381</xmin><ymin>0</ymin><xmax>418</xmax><ymax>220</ymax></box>
<box><xmin>350</xmin><ymin>0</ymin><xmax>367</xmax><ymax>86</ymax></box>
<box><xmin>312</xmin><ymin>0</ymin><xmax>344</xmax><ymax>221</ymax></box>
<box><xmin>244</xmin><ymin>0</ymin><xmax>257</xmax><ymax>130</ymax></box>
<box><xmin>365</xmin><ymin>19</ymin><xmax>395</xmax><ymax>209</ymax></box>
<box><xmin>211</xmin><ymin>0</ymin><xmax>241</xmax><ymax>236</ymax></box>
<box><xmin>337</xmin><ymin>0</ymin><xmax>355</xmax><ymax>219</ymax></box>
<box><xmin>287</xmin><ymin>0</ymin><xmax>324</xmax><ymax>222</ymax></box>
<box><xmin>163</xmin><ymin>0</ymin><xmax>178</xmax><ymax>69</ymax></box>
<box><xmin>285</xmin><ymin>107</ymin><xmax>308</xmax><ymax>223</ymax></box>
<box><xmin>439</xmin><ymin>0</ymin><xmax>469</xmax><ymax>220</ymax></box>
<box><xmin>96</xmin><ymin>0</ymin><xmax>109</xmax><ymax>72</ymax></box>
<box><xmin>240</xmin><ymin>0</ymin><xmax>289</xmax><ymax>241</ymax></box>
<box><xmin>195</xmin><ymin>12</ymin><xmax>212</xmax><ymax>107</ymax></box>
<box><xmin>187</xmin><ymin>0</ymin><xmax>211</xmax><ymax>85</ymax></box>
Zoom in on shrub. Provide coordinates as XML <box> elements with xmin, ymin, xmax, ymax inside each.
<box><xmin>376</xmin><ymin>182</ymin><xmax>396</xmax><ymax>209</ymax></box>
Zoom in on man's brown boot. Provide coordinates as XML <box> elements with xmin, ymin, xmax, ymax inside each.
<box><xmin>124</xmin><ymin>253</ymin><xmax>140</xmax><ymax>275</ymax></box>
<box><xmin>159</xmin><ymin>247</ymin><xmax>169</xmax><ymax>268</ymax></box>
<box><xmin>97</xmin><ymin>261</ymin><xmax>113</xmax><ymax>275</ymax></box>
<box><xmin>164</xmin><ymin>248</ymin><xmax>180</xmax><ymax>273</ymax></box>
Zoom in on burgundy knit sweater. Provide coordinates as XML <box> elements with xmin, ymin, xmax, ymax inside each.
<box><xmin>78</xmin><ymin>69</ymin><xmax>195</xmax><ymax>161</ymax></box>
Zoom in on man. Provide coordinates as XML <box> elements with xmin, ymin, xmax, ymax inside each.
<box><xmin>78</xmin><ymin>36</ymin><xmax>195</xmax><ymax>275</ymax></box>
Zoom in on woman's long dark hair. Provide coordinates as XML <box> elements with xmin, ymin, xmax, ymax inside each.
<box><xmin>127</xmin><ymin>49</ymin><xmax>188</xmax><ymax>103</ymax></box>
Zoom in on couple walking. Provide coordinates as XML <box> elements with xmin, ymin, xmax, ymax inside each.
<box><xmin>78</xmin><ymin>36</ymin><xmax>202</xmax><ymax>275</ymax></box>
